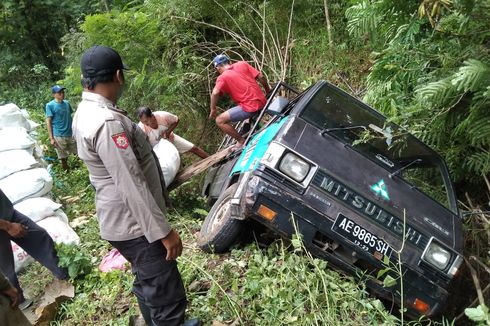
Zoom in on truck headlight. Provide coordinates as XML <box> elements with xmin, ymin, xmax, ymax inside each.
<box><xmin>422</xmin><ymin>240</ymin><xmax>451</xmax><ymax>270</ymax></box>
<box><xmin>279</xmin><ymin>152</ymin><xmax>310</xmax><ymax>182</ymax></box>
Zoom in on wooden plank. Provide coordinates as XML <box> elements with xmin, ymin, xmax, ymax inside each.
<box><xmin>168</xmin><ymin>145</ymin><xmax>236</xmax><ymax>191</ymax></box>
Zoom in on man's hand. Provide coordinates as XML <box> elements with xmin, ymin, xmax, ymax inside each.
<box><xmin>167</xmin><ymin>132</ymin><xmax>175</xmax><ymax>142</ymax></box>
<box><xmin>161</xmin><ymin>131</ymin><xmax>175</xmax><ymax>143</ymax></box>
<box><xmin>7</xmin><ymin>223</ymin><xmax>27</xmax><ymax>238</ymax></box>
<box><xmin>50</xmin><ymin>138</ymin><xmax>60</xmax><ymax>149</ymax></box>
<box><xmin>209</xmin><ymin>108</ymin><xmax>217</xmax><ymax>120</ymax></box>
<box><xmin>2</xmin><ymin>286</ymin><xmax>19</xmax><ymax>308</ymax></box>
<box><xmin>161</xmin><ymin>229</ymin><xmax>183</xmax><ymax>260</ymax></box>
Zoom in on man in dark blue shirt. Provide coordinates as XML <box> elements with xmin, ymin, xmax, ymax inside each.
<box><xmin>45</xmin><ymin>85</ymin><xmax>77</xmax><ymax>170</ymax></box>
<box><xmin>0</xmin><ymin>189</ymin><xmax>68</xmax><ymax>310</ymax></box>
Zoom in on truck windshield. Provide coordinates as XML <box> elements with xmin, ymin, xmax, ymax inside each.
<box><xmin>300</xmin><ymin>83</ymin><xmax>453</xmax><ymax>211</ymax></box>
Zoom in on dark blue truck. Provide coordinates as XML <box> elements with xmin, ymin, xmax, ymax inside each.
<box><xmin>199</xmin><ymin>80</ymin><xmax>463</xmax><ymax>318</ymax></box>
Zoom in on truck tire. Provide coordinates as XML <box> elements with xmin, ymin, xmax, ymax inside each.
<box><xmin>199</xmin><ymin>184</ymin><xmax>243</xmax><ymax>253</ymax></box>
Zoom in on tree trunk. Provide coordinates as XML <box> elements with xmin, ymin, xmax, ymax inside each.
<box><xmin>101</xmin><ymin>0</ymin><xmax>110</xmax><ymax>12</ymax></box>
<box><xmin>323</xmin><ymin>0</ymin><xmax>333</xmax><ymax>48</ymax></box>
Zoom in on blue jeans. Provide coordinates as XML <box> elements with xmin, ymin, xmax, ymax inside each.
<box><xmin>0</xmin><ymin>210</ymin><xmax>68</xmax><ymax>301</ymax></box>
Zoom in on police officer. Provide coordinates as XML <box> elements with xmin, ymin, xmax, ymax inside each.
<box><xmin>73</xmin><ymin>45</ymin><xmax>198</xmax><ymax>326</ymax></box>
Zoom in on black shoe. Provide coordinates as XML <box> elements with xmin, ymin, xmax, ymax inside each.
<box><xmin>19</xmin><ymin>298</ymin><xmax>33</xmax><ymax>310</ymax></box>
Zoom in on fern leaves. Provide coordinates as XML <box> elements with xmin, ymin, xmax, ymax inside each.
<box><xmin>347</xmin><ymin>0</ymin><xmax>490</xmax><ymax>196</ymax></box>
<box><xmin>345</xmin><ymin>1</ymin><xmax>380</xmax><ymax>39</ymax></box>
<box><xmin>464</xmin><ymin>151</ymin><xmax>490</xmax><ymax>176</ymax></box>
<box><xmin>418</xmin><ymin>60</ymin><xmax>489</xmax><ymax>108</ymax></box>
<box><xmin>417</xmin><ymin>59</ymin><xmax>490</xmax><ymax>177</ymax></box>
<box><xmin>417</xmin><ymin>78</ymin><xmax>458</xmax><ymax>108</ymax></box>
<box><xmin>452</xmin><ymin>59</ymin><xmax>490</xmax><ymax>93</ymax></box>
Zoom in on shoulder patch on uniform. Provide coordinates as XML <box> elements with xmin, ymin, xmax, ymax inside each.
<box><xmin>111</xmin><ymin>132</ymin><xmax>129</xmax><ymax>149</ymax></box>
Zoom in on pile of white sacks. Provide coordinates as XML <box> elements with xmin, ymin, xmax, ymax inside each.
<box><xmin>0</xmin><ymin>103</ymin><xmax>79</xmax><ymax>272</ymax></box>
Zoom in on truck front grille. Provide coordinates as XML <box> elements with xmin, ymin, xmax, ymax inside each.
<box><xmin>312</xmin><ymin>169</ymin><xmax>429</xmax><ymax>250</ymax></box>
<box><xmin>262</xmin><ymin>167</ymin><xmax>305</xmax><ymax>193</ymax></box>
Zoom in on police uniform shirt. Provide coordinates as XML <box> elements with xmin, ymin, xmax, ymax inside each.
<box><xmin>72</xmin><ymin>92</ymin><xmax>171</xmax><ymax>242</ymax></box>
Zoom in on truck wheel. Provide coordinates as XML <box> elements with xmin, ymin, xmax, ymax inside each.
<box><xmin>199</xmin><ymin>184</ymin><xmax>243</xmax><ymax>253</ymax></box>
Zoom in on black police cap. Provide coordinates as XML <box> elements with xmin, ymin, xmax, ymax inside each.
<box><xmin>80</xmin><ymin>45</ymin><xmax>129</xmax><ymax>78</ymax></box>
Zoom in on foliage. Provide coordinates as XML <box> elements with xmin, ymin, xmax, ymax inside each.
<box><xmin>0</xmin><ymin>0</ymin><xmax>141</xmax><ymax>89</ymax></box>
<box><xmin>58</xmin><ymin>0</ymin><xmax>370</xmax><ymax>155</ymax></box>
<box><xmin>56</xmin><ymin>243</ymin><xmax>93</xmax><ymax>279</ymax></box>
<box><xmin>345</xmin><ymin>0</ymin><xmax>490</xmax><ymax>201</ymax></box>
<box><xmin>465</xmin><ymin>304</ymin><xmax>490</xmax><ymax>325</ymax></box>
<box><xmin>171</xmin><ymin>210</ymin><xmax>400</xmax><ymax>325</ymax></box>
<box><xmin>60</xmin><ymin>2</ymin><xmax>220</xmax><ymax>153</ymax></box>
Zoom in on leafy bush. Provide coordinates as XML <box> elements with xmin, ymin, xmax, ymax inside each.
<box><xmin>56</xmin><ymin>243</ymin><xmax>92</xmax><ymax>279</ymax></box>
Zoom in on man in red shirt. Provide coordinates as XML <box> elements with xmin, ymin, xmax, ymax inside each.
<box><xmin>209</xmin><ymin>54</ymin><xmax>270</xmax><ymax>147</ymax></box>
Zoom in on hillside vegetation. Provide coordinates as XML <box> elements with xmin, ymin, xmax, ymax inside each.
<box><xmin>1</xmin><ymin>0</ymin><xmax>489</xmax><ymax>325</ymax></box>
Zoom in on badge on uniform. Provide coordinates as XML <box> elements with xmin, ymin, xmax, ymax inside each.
<box><xmin>111</xmin><ymin>132</ymin><xmax>129</xmax><ymax>149</ymax></box>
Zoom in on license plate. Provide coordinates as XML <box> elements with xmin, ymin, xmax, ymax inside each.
<box><xmin>332</xmin><ymin>214</ymin><xmax>392</xmax><ymax>259</ymax></box>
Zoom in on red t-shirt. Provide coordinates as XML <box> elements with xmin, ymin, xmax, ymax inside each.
<box><xmin>214</xmin><ymin>61</ymin><xmax>266</xmax><ymax>112</ymax></box>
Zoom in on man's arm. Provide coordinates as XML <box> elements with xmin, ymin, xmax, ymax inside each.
<box><xmin>209</xmin><ymin>88</ymin><xmax>221</xmax><ymax>119</ymax></box>
<box><xmin>163</xmin><ymin>117</ymin><xmax>179</xmax><ymax>140</ymax></box>
<box><xmin>256</xmin><ymin>72</ymin><xmax>270</xmax><ymax>95</ymax></box>
<box><xmin>46</xmin><ymin>117</ymin><xmax>59</xmax><ymax>148</ymax></box>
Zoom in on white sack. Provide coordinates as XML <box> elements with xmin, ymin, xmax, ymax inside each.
<box><xmin>0</xmin><ymin>127</ymin><xmax>35</xmax><ymax>152</ymax></box>
<box><xmin>20</xmin><ymin>109</ymin><xmax>29</xmax><ymax>119</ymax></box>
<box><xmin>12</xmin><ymin>214</ymin><xmax>80</xmax><ymax>273</ymax></box>
<box><xmin>0</xmin><ymin>103</ymin><xmax>30</xmax><ymax>130</ymax></box>
<box><xmin>53</xmin><ymin>209</ymin><xmax>69</xmax><ymax>224</ymax></box>
<box><xmin>0</xmin><ymin>149</ymin><xmax>38</xmax><ymax>179</ymax></box>
<box><xmin>11</xmin><ymin>242</ymin><xmax>34</xmax><ymax>273</ymax></box>
<box><xmin>37</xmin><ymin>216</ymin><xmax>80</xmax><ymax>245</ymax></box>
<box><xmin>27</xmin><ymin>119</ymin><xmax>40</xmax><ymax>130</ymax></box>
<box><xmin>14</xmin><ymin>197</ymin><xmax>62</xmax><ymax>223</ymax></box>
<box><xmin>153</xmin><ymin>139</ymin><xmax>180</xmax><ymax>185</ymax></box>
<box><xmin>0</xmin><ymin>168</ymin><xmax>53</xmax><ymax>204</ymax></box>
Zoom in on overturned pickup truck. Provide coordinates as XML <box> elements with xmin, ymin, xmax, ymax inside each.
<box><xmin>199</xmin><ymin>80</ymin><xmax>463</xmax><ymax>318</ymax></box>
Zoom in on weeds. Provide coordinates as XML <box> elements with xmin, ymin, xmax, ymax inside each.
<box><xmin>56</xmin><ymin>243</ymin><xmax>92</xmax><ymax>279</ymax></box>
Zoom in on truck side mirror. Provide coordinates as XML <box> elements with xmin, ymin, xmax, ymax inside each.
<box><xmin>266</xmin><ymin>96</ymin><xmax>289</xmax><ymax>115</ymax></box>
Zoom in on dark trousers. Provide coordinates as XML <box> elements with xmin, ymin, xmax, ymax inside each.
<box><xmin>0</xmin><ymin>211</ymin><xmax>68</xmax><ymax>301</ymax></box>
<box><xmin>109</xmin><ymin>236</ymin><xmax>187</xmax><ymax>326</ymax></box>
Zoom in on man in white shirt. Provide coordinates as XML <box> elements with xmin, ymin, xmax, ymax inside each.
<box><xmin>137</xmin><ymin>106</ymin><xmax>208</xmax><ymax>159</ymax></box>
